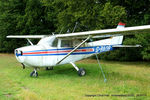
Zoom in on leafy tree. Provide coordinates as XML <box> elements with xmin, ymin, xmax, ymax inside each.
<box><xmin>0</xmin><ymin>0</ymin><xmax>56</xmax><ymax>52</ymax></box>
<box><xmin>54</xmin><ymin>1</ymin><xmax>126</xmax><ymax>33</ymax></box>
<box><xmin>96</xmin><ymin>2</ymin><xmax>126</xmax><ymax>29</ymax></box>
<box><xmin>17</xmin><ymin>0</ymin><xmax>54</xmax><ymax>35</ymax></box>
<box><xmin>0</xmin><ymin>0</ymin><xmax>26</xmax><ymax>52</ymax></box>
<box><xmin>98</xmin><ymin>0</ymin><xmax>150</xmax><ymax>61</ymax></box>
<box><xmin>0</xmin><ymin>0</ymin><xmax>149</xmax><ymax>61</ymax></box>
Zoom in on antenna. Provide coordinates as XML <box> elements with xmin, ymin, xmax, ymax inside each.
<box><xmin>52</xmin><ymin>32</ymin><xmax>55</xmax><ymax>35</ymax></box>
<box><xmin>67</xmin><ymin>29</ymin><xmax>70</xmax><ymax>33</ymax></box>
<box><xmin>59</xmin><ymin>27</ymin><xmax>64</xmax><ymax>34</ymax></box>
<box><xmin>72</xmin><ymin>22</ymin><xmax>78</xmax><ymax>33</ymax></box>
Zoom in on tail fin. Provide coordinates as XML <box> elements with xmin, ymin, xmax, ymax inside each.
<box><xmin>111</xmin><ymin>22</ymin><xmax>126</xmax><ymax>44</ymax></box>
<box><xmin>117</xmin><ymin>22</ymin><xmax>126</xmax><ymax>29</ymax></box>
<box><xmin>88</xmin><ymin>22</ymin><xmax>126</xmax><ymax>46</ymax></box>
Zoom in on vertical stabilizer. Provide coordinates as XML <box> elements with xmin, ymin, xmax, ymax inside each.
<box><xmin>117</xmin><ymin>22</ymin><xmax>126</xmax><ymax>29</ymax></box>
<box><xmin>112</xmin><ymin>22</ymin><xmax>126</xmax><ymax>44</ymax></box>
<box><xmin>88</xmin><ymin>22</ymin><xmax>126</xmax><ymax>46</ymax></box>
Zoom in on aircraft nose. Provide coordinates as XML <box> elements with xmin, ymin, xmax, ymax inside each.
<box><xmin>15</xmin><ymin>49</ymin><xmax>23</xmax><ymax>57</ymax></box>
<box><xmin>15</xmin><ymin>49</ymin><xmax>25</xmax><ymax>63</ymax></box>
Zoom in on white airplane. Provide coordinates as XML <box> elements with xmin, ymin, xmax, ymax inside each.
<box><xmin>7</xmin><ymin>22</ymin><xmax>150</xmax><ymax>77</ymax></box>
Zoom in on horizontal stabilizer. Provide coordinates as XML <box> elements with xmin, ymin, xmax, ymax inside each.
<box><xmin>112</xmin><ymin>45</ymin><xmax>142</xmax><ymax>48</ymax></box>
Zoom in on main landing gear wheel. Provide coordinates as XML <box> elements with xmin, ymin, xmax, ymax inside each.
<box><xmin>78</xmin><ymin>68</ymin><xmax>86</xmax><ymax>76</ymax></box>
<box><xmin>45</xmin><ymin>67</ymin><xmax>53</xmax><ymax>70</ymax></box>
<box><xmin>70</xmin><ymin>62</ymin><xmax>86</xmax><ymax>77</ymax></box>
<box><xmin>30</xmin><ymin>70</ymin><xmax>38</xmax><ymax>77</ymax></box>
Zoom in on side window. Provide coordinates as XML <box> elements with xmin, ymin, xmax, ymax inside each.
<box><xmin>73</xmin><ymin>40</ymin><xmax>86</xmax><ymax>47</ymax></box>
<box><xmin>52</xmin><ymin>39</ymin><xmax>58</xmax><ymax>47</ymax></box>
<box><xmin>61</xmin><ymin>40</ymin><xmax>72</xmax><ymax>47</ymax></box>
<box><xmin>73</xmin><ymin>40</ymin><xmax>81</xmax><ymax>47</ymax></box>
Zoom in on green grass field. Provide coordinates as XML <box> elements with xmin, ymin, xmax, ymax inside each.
<box><xmin>0</xmin><ymin>54</ymin><xmax>150</xmax><ymax>100</ymax></box>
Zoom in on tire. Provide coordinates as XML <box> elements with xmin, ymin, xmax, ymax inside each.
<box><xmin>49</xmin><ymin>67</ymin><xmax>53</xmax><ymax>70</ymax></box>
<box><xmin>46</xmin><ymin>67</ymin><xmax>53</xmax><ymax>70</ymax></box>
<box><xmin>30</xmin><ymin>71</ymin><xmax>38</xmax><ymax>77</ymax></box>
<box><xmin>45</xmin><ymin>67</ymin><xmax>49</xmax><ymax>70</ymax></box>
<box><xmin>78</xmin><ymin>68</ymin><xmax>86</xmax><ymax>76</ymax></box>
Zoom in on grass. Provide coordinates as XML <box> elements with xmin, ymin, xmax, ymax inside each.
<box><xmin>0</xmin><ymin>54</ymin><xmax>150</xmax><ymax>100</ymax></box>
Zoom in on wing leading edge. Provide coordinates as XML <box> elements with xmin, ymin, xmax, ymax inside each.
<box><xmin>6</xmin><ymin>35</ymin><xmax>46</xmax><ymax>39</ymax></box>
<box><xmin>56</xmin><ymin>25</ymin><xmax>150</xmax><ymax>38</ymax></box>
<box><xmin>6</xmin><ymin>24</ymin><xmax>150</xmax><ymax>39</ymax></box>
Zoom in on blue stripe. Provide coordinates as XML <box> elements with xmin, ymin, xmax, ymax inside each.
<box><xmin>23</xmin><ymin>47</ymin><xmax>94</xmax><ymax>53</ymax></box>
<box><xmin>17</xmin><ymin>45</ymin><xmax>114</xmax><ymax>56</ymax></box>
<box><xmin>22</xmin><ymin>52</ymin><xmax>95</xmax><ymax>56</ymax></box>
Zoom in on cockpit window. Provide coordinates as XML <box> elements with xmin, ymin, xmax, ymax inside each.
<box><xmin>52</xmin><ymin>38</ymin><xmax>58</xmax><ymax>47</ymax></box>
<box><xmin>60</xmin><ymin>39</ymin><xmax>86</xmax><ymax>47</ymax></box>
<box><xmin>37</xmin><ymin>36</ymin><xmax>56</xmax><ymax>46</ymax></box>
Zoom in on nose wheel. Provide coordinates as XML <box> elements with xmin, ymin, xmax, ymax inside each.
<box><xmin>30</xmin><ymin>68</ymin><xmax>38</xmax><ymax>77</ymax></box>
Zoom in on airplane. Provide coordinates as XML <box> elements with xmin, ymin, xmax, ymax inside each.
<box><xmin>7</xmin><ymin>22</ymin><xmax>150</xmax><ymax>77</ymax></box>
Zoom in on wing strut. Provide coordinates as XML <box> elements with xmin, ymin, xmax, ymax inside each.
<box><xmin>56</xmin><ymin>35</ymin><xmax>91</xmax><ymax>65</ymax></box>
<box><xmin>27</xmin><ymin>39</ymin><xmax>34</xmax><ymax>45</ymax></box>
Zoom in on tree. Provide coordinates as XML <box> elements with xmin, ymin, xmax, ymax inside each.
<box><xmin>54</xmin><ymin>1</ymin><xmax>126</xmax><ymax>33</ymax></box>
<box><xmin>17</xmin><ymin>0</ymin><xmax>54</xmax><ymax>35</ymax></box>
<box><xmin>0</xmin><ymin>0</ymin><xmax>56</xmax><ymax>52</ymax></box>
<box><xmin>0</xmin><ymin>0</ymin><xmax>149</xmax><ymax>61</ymax></box>
<box><xmin>0</xmin><ymin>0</ymin><xmax>26</xmax><ymax>52</ymax></box>
<box><xmin>98</xmin><ymin>0</ymin><xmax>150</xmax><ymax>61</ymax></box>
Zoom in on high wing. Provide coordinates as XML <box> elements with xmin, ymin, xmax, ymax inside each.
<box><xmin>6</xmin><ymin>35</ymin><xmax>46</xmax><ymax>39</ymax></box>
<box><xmin>56</xmin><ymin>25</ymin><xmax>150</xmax><ymax>38</ymax></box>
<box><xmin>6</xmin><ymin>24</ymin><xmax>150</xmax><ymax>39</ymax></box>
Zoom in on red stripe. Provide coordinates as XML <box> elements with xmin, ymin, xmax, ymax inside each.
<box><xmin>23</xmin><ymin>49</ymin><xmax>94</xmax><ymax>55</ymax></box>
<box><xmin>23</xmin><ymin>51</ymin><xmax>57</xmax><ymax>55</ymax></box>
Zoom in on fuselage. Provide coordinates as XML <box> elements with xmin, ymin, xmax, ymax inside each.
<box><xmin>15</xmin><ymin>36</ymin><xmax>115</xmax><ymax>68</ymax></box>
<box><xmin>15</xmin><ymin>45</ymin><xmax>113</xmax><ymax>67</ymax></box>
